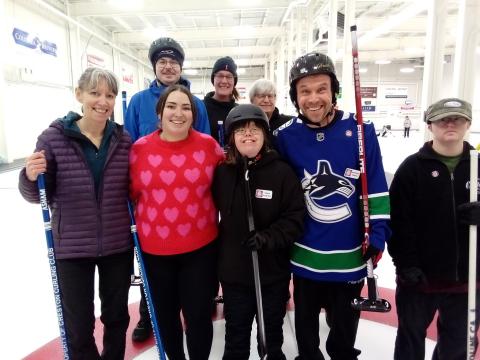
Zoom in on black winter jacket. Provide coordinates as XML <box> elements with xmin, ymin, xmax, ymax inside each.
<box><xmin>212</xmin><ymin>150</ymin><xmax>305</xmax><ymax>286</ymax></box>
<box><xmin>269</xmin><ymin>107</ymin><xmax>292</xmax><ymax>132</ymax></box>
<box><xmin>388</xmin><ymin>141</ymin><xmax>480</xmax><ymax>284</ymax></box>
<box><xmin>203</xmin><ymin>91</ymin><xmax>237</xmax><ymax>143</ymax></box>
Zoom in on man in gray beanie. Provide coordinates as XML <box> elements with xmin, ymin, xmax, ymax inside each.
<box><xmin>203</xmin><ymin>56</ymin><xmax>239</xmax><ymax>145</ymax></box>
<box><xmin>389</xmin><ymin>97</ymin><xmax>480</xmax><ymax>359</ymax></box>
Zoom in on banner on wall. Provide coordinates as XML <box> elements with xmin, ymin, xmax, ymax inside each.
<box><xmin>360</xmin><ymin>86</ymin><xmax>377</xmax><ymax>112</ymax></box>
<box><xmin>122</xmin><ymin>67</ymin><xmax>133</xmax><ymax>84</ymax></box>
<box><xmin>87</xmin><ymin>54</ymin><xmax>105</xmax><ymax>68</ymax></box>
<box><xmin>384</xmin><ymin>86</ymin><xmax>408</xmax><ymax>99</ymax></box>
<box><xmin>12</xmin><ymin>27</ymin><xmax>57</xmax><ymax>56</ymax></box>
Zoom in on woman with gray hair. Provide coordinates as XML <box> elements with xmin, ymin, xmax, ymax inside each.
<box><xmin>249</xmin><ymin>78</ymin><xmax>292</xmax><ymax>132</ymax></box>
<box><xmin>19</xmin><ymin>67</ymin><xmax>133</xmax><ymax>359</ymax></box>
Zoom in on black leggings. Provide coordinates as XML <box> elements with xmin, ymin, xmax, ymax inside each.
<box><xmin>143</xmin><ymin>241</ymin><xmax>218</xmax><ymax>360</ymax></box>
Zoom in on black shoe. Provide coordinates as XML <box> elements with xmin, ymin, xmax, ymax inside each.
<box><xmin>132</xmin><ymin>319</ymin><xmax>152</xmax><ymax>342</ymax></box>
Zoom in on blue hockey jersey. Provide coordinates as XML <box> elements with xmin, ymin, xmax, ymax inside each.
<box><xmin>275</xmin><ymin>110</ymin><xmax>391</xmax><ymax>282</ymax></box>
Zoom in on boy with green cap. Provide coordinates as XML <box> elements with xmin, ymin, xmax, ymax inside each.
<box><xmin>389</xmin><ymin>97</ymin><xmax>480</xmax><ymax>359</ymax></box>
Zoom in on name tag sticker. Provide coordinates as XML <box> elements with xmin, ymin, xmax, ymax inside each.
<box><xmin>255</xmin><ymin>189</ymin><xmax>273</xmax><ymax>199</ymax></box>
<box><xmin>344</xmin><ymin>168</ymin><xmax>360</xmax><ymax>179</ymax></box>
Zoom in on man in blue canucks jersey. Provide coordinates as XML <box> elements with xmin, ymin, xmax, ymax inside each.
<box><xmin>275</xmin><ymin>52</ymin><xmax>391</xmax><ymax>360</ymax></box>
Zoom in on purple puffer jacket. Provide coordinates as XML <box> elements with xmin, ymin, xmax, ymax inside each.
<box><xmin>18</xmin><ymin>112</ymin><xmax>133</xmax><ymax>259</ymax></box>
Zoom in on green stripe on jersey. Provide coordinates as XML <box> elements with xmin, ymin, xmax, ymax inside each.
<box><xmin>369</xmin><ymin>194</ymin><xmax>390</xmax><ymax>216</ymax></box>
<box><xmin>291</xmin><ymin>244</ymin><xmax>364</xmax><ymax>272</ymax></box>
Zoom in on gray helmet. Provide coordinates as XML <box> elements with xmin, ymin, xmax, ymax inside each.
<box><xmin>289</xmin><ymin>52</ymin><xmax>340</xmax><ymax>109</ymax></box>
<box><xmin>224</xmin><ymin>104</ymin><xmax>269</xmax><ymax>139</ymax></box>
<box><xmin>148</xmin><ymin>37</ymin><xmax>185</xmax><ymax>69</ymax></box>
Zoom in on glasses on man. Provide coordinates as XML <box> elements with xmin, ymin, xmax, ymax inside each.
<box><xmin>234</xmin><ymin>126</ymin><xmax>261</xmax><ymax>136</ymax></box>
<box><xmin>157</xmin><ymin>59</ymin><xmax>181</xmax><ymax>69</ymax></box>
<box><xmin>435</xmin><ymin>117</ymin><xmax>468</xmax><ymax>127</ymax></box>
<box><xmin>255</xmin><ymin>94</ymin><xmax>276</xmax><ymax>101</ymax></box>
<box><xmin>214</xmin><ymin>74</ymin><xmax>235</xmax><ymax>81</ymax></box>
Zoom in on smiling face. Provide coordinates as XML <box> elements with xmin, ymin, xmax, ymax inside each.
<box><xmin>213</xmin><ymin>70</ymin><xmax>235</xmax><ymax>100</ymax></box>
<box><xmin>296</xmin><ymin>74</ymin><xmax>333</xmax><ymax>126</ymax></box>
<box><xmin>75</xmin><ymin>79</ymin><xmax>115</xmax><ymax>125</ymax></box>
<box><xmin>159</xmin><ymin>90</ymin><xmax>193</xmax><ymax>141</ymax></box>
<box><xmin>252</xmin><ymin>93</ymin><xmax>276</xmax><ymax>119</ymax></box>
<box><xmin>233</xmin><ymin>120</ymin><xmax>265</xmax><ymax>158</ymax></box>
<box><xmin>155</xmin><ymin>56</ymin><xmax>181</xmax><ymax>86</ymax></box>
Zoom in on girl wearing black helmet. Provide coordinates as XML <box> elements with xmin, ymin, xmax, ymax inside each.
<box><xmin>212</xmin><ymin>104</ymin><xmax>305</xmax><ymax>360</ymax></box>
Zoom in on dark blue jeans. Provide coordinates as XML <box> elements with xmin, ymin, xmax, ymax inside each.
<box><xmin>56</xmin><ymin>250</ymin><xmax>133</xmax><ymax>360</ymax></box>
<box><xmin>293</xmin><ymin>275</ymin><xmax>363</xmax><ymax>360</ymax></box>
<box><xmin>221</xmin><ymin>280</ymin><xmax>290</xmax><ymax>360</ymax></box>
<box><xmin>143</xmin><ymin>241</ymin><xmax>218</xmax><ymax>360</ymax></box>
<box><xmin>394</xmin><ymin>285</ymin><xmax>480</xmax><ymax>360</ymax></box>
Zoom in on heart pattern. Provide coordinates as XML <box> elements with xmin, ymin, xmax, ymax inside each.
<box><xmin>160</xmin><ymin>170</ymin><xmax>176</xmax><ymax>185</ymax></box>
<box><xmin>177</xmin><ymin>223</ymin><xmax>192</xmax><ymax>237</ymax></box>
<box><xmin>156</xmin><ymin>225</ymin><xmax>170</xmax><ymax>239</ymax></box>
<box><xmin>174</xmin><ymin>187</ymin><xmax>189</xmax><ymax>203</ymax></box>
<box><xmin>152</xmin><ymin>189</ymin><xmax>166</xmax><ymax>205</ymax></box>
<box><xmin>148</xmin><ymin>154</ymin><xmax>162</xmax><ymax>167</ymax></box>
<box><xmin>140</xmin><ymin>170</ymin><xmax>152</xmax><ymax>186</ymax></box>
<box><xmin>184</xmin><ymin>168</ymin><xmax>200</xmax><ymax>183</ymax></box>
<box><xmin>193</xmin><ymin>150</ymin><xmax>205</xmax><ymax>164</ymax></box>
<box><xmin>170</xmin><ymin>154</ymin><xmax>186</xmax><ymax>168</ymax></box>
<box><xmin>164</xmin><ymin>207</ymin><xmax>179</xmax><ymax>223</ymax></box>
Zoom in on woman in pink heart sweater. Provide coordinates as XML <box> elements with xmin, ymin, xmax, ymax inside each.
<box><xmin>129</xmin><ymin>84</ymin><xmax>224</xmax><ymax>360</ymax></box>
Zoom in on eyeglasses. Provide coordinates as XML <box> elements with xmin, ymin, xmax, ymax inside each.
<box><xmin>234</xmin><ymin>126</ymin><xmax>261</xmax><ymax>136</ymax></box>
<box><xmin>157</xmin><ymin>59</ymin><xmax>181</xmax><ymax>69</ymax></box>
<box><xmin>255</xmin><ymin>94</ymin><xmax>275</xmax><ymax>100</ymax></box>
<box><xmin>214</xmin><ymin>74</ymin><xmax>235</xmax><ymax>81</ymax></box>
<box><xmin>434</xmin><ymin>117</ymin><xmax>468</xmax><ymax>127</ymax></box>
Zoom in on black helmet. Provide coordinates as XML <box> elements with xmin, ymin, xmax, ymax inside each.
<box><xmin>289</xmin><ymin>52</ymin><xmax>340</xmax><ymax>109</ymax></box>
<box><xmin>224</xmin><ymin>104</ymin><xmax>269</xmax><ymax>139</ymax></box>
<box><xmin>148</xmin><ymin>37</ymin><xmax>185</xmax><ymax>70</ymax></box>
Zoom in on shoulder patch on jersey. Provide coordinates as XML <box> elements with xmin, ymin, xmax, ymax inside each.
<box><xmin>273</xmin><ymin>118</ymin><xmax>295</xmax><ymax>136</ymax></box>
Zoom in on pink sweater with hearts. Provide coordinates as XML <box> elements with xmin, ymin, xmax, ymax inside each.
<box><xmin>129</xmin><ymin>129</ymin><xmax>224</xmax><ymax>255</ymax></box>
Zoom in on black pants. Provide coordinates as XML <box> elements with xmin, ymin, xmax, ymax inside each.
<box><xmin>394</xmin><ymin>285</ymin><xmax>480</xmax><ymax>360</ymax></box>
<box><xmin>56</xmin><ymin>250</ymin><xmax>133</xmax><ymax>360</ymax></box>
<box><xmin>293</xmin><ymin>275</ymin><xmax>363</xmax><ymax>360</ymax></box>
<box><xmin>143</xmin><ymin>241</ymin><xmax>217</xmax><ymax>360</ymax></box>
<box><xmin>138</xmin><ymin>287</ymin><xmax>150</xmax><ymax>323</ymax></box>
<box><xmin>404</xmin><ymin>127</ymin><xmax>410</xmax><ymax>137</ymax></box>
<box><xmin>221</xmin><ymin>280</ymin><xmax>290</xmax><ymax>360</ymax></box>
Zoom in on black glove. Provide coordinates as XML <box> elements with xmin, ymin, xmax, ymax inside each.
<box><xmin>362</xmin><ymin>245</ymin><xmax>382</xmax><ymax>266</ymax></box>
<box><xmin>398</xmin><ymin>267</ymin><xmax>428</xmax><ymax>287</ymax></box>
<box><xmin>458</xmin><ymin>201</ymin><xmax>480</xmax><ymax>226</ymax></box>
<box><xmin>242</xmin><ymin>232</ymin><xmax>268</xmax><ymax>251</ymax></box>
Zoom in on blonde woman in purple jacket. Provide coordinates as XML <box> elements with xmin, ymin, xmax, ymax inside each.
<box><xmin>19</xmin><ymin>67</ymin><xmax>133</xmax><ymax>359</ymax></box>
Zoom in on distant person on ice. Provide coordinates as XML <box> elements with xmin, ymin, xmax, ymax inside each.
<box><xmin>403</xmin><ymin>115</ymin><xmax>411</xmax><ymax>138</ymax></box>
<box><xmin>389</xmin><ymin>97</ymin><xmax>480</xmax><ymax>359</ymax></box>
<box><xmin>212</xmin><ymin>104</ymin><xmax>305</xmax><ymax>359</ymax></box>
<box><xmin>275</xmin><ymin>52</ymin><xmax>391</xmax><ymax>360</ymax></box>
<box><xmin>19</xmin><ymin>67</ymin><xmax>133</xmax><ymax>359</ymax></box>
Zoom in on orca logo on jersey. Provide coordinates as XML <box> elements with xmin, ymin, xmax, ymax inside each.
<box><xmin>302</xmin><ymin>160</ymin><xmax>355</xmax><ymax>223</ymax></box>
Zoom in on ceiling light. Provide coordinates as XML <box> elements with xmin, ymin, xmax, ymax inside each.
<box><xmin>375</xmin><ymin>60</ymin><xmax>391</xmax><ymax>65</ymax></box>
<box><xmin>400</xmin><ymin>67</ymin><xmax>415</xmax><ymax>73</ymax></box>
<box><xmin>143</xmin><ymin>28</ymin><xmax>167</xmax><ymax>41</ymax></box>
<box><xmin>237</xmin><ymin>68</ymin><xmax>246</xmax><ymax>75</ymax></box>
<box><xmin>413</xmin><ymin>64</ymin><xmax>424</xmax><ymax>68</ymax></box>
<box><xmin>231</xmin><ymin>26</ymin><xmax>256</xmax><ymax>39</ymax></box>
<box><xmin>477</xmin><ymin>46</ymin><xmax>480</xmax><ymax>55</ymax></box>
<box><xmin>359</xmin><ymin>68</ymin><xmax>368</xmax><ymax>73</ymax></box>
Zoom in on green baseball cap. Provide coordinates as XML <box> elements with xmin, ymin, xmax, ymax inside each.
<box><xmin>424</xmin><ymin>97</ymin><xmax>472</xmax><ymax>123</ymax></box>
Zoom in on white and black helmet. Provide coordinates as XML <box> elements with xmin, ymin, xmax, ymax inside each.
<box><xmin>289</xmin><ymin>52</ymin><xmax>340</xmax><ymax>110</ymax></box>
<box><xmin>224</xmin><ymin>104</ymin><xmax>269</xmax><ymax>139</ymax></box>
<box><xmin>148</xmin><ymin>37</ymin><xmax>185</xmax><ymax>70</ymax></box>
